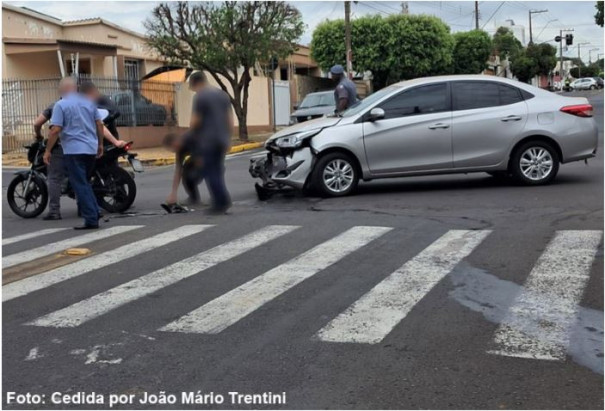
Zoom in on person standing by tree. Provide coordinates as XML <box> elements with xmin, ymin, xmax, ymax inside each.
<box><xmin>187</xmin><ymin>71</ymin><xmax>233</xmax><ymax>213</ymax></box>
<box><xmin>44</xmin><ymin>77</ymin><xmax>105</xmax><ymax>229</ymax></box>
<box><xmin>330</xmin><ymin>64</ymin><xmax>358</xmax><ymax>113</ymax></box>
<box><xmin>144</xmin><ymin>1</ymin><xmax>304</xmax><ymax>141</ymax></box>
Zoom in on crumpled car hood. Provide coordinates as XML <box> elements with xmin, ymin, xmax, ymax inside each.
<box><xmin>267</xmin><ymin>116</ymin><xmax>342</xmax><ymax>142</ymax></box>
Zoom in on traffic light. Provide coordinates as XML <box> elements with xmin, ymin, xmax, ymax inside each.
<box><xmin>565</xmin><ymin>34</ymin><xmax>574</xmax><ymax>45</ymax></box>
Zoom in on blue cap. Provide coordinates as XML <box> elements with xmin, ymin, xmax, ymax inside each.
<box><xmin>330</xmin><ymin>64</ymin><xmax>345</xmax><ymax>75</ymax></box>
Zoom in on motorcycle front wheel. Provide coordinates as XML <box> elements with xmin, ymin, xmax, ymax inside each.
<box><xmin>94</xmin><ymin>166</ymin><xmax>136</xmax><ymax>213</ymax></box>
<box><xmin>7</xmin><ymin>173</ymin><xmax>48</xmax><ymax>218</ymax></box>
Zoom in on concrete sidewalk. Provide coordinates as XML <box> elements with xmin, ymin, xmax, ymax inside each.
<box><xmin>2</xmin><ymin>133</ymin><xmax>271</xmax><ymax>168</ymax></box>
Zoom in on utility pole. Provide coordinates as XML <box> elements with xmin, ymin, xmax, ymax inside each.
<box><xmin>577</xmin><ymin>42</ymin><xmax>590</xmax><ymax>77</ymax></box>
<box><xmin>557</xmin><ymin>29</ymin><xmax>574</xmax><ymax>91</ymax></box>
<box><xmin>474</xmin><ymin>1</ymin><xmax>479</xmax><ymax>30</ymax></box>
<box><xmin>528</xmin><ymin>9</ymin><xmax>548</xmax><ymax>44</ymax></box>
<box><xmin>589</xmin><ymin>48</ymin><xmax>599</xmax><ymax>64</ymax></box>
<box><xmin>344</xmin><ymin>1</ymin><xmax>353</xmax><ymax>79</ymax></box>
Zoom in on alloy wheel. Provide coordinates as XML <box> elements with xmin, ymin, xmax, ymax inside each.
<box><xmin>322</xmin><ymin>159</ymin><xmax>355</xmax><ymax>193</ymax></box>
<box><xmin>519</xmin><ymin>147</ymin><xmax>554</xmax><ymax>181</ymax></box>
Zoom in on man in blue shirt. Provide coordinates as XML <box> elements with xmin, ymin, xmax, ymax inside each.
<box><xmin>44</xmin><ymin>77</ymin><xmax>104</xmax><ymax>229</ymax></box>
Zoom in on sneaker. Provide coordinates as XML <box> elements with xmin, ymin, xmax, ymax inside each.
<box><xmin>42</xmin><ymin>214</ymin><xmax>62</xmax><ymax>221</ymax></box>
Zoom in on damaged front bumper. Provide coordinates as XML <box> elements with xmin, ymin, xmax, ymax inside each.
<box><xmin>249</xmin><ymin>147</ymin><xmax>314</xmax><ymax>198</ymax></box>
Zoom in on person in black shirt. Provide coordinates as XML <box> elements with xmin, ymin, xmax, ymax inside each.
<box><xmin>163</xmin><ymin>132</ymin><xmax>204</xmax><ymax>206</ymax></box>
<box><xmin>33</xmin><ymin>100</ymin><xmax>64</xmax><ymax>220</ymax></box>
<box><xmin>188</xmin><ymin>71</ymin><xmax>232</xmax><ymax>213</ymax></box>
<box><xmin>80</xmin><ymin>81</ymin><xmax>124</xmax><ymax>148</ymax></box>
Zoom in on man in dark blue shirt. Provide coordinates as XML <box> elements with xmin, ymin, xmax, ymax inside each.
<box><xmin>188</xmin><ymin>71</ymin><xmax>233</xmax><ymax>213</ymax></box>
<box><xmin>330</xmin><ymin>64</ymin><xmax>358</xmax><ymax>113</ymax></box>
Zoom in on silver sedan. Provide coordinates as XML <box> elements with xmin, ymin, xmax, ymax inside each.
<box><xmin>250</xmin><ymin>75</ymin><xmax>598</xmax><ymax>198</ymax></box>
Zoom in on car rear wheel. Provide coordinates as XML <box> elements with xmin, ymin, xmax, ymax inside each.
<box><xmin>312</xmin><ymin>152</ymin><xmax>359</xmax><ymax>197</ymax></box>
<box><xmin>590</xmin><ymin>85</ymin><xmax>597</xmax><ymax>90</ymax></box>
<box><xmin>510</xmin><ymin>141</ymin><xmax>559</xmax><ymax>185</ymax></box>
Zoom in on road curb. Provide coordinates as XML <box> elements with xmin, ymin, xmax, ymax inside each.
<box><xmin>133</xmin><ymin>141</ymin><xmax>265</xmax><ymax>167</ymax></box>
<box><xmin>3</xmin><ymin>141</ymin><xmax>266</xmax><ymax>169</ymax></box>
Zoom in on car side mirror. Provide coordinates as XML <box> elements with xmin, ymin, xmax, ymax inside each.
<box><xmin>368</xmin><ymin>107</ymin><xmax>385</xmax><ymax>121</ymax></box>
<box><xmin>293</xmin><ymin>103</ymin><xmax>299</xmax><ymax>110</ymax></box>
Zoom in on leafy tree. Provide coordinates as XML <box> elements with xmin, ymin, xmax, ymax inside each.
<box><xmin>596</xmin><ymin>1</ymin><xmax>604</xmax><ymax>27</ymax></box>
<box><xmin>386</xmin><ymin>14</ymin><xmax>453</xmax><ymax>82</ymax></box>
<box><xmin>492</xmin><ymin>27</ymin><xmax>523</xmax><ymax>58</ymax></box>
<box><xmin>311</xmin><ymin>14</ymin><xmax>453</xmax><ymax>89</ymax></box>
<box><xmin>144</xmin><ymin>1</ymin><xmax>304</xmax><ymax>141</ymax></box>
<box><xmin>511</xmin><ymin>43</ymin><xmax>557</xmax><ymax>83</ymax></box>
<box><xmin>310</xmin><ymin>15</ymin><xmax>392</xmax><ymax>87</ymax></box>
<box><xmin>572</xmin><ymin>58</ymin><xmax>605</xmax><ymax>78</ymax></box>
<box><xmin>452</xmin><ymin>30</ymin><xmax>493</xmax><ymax>74</ymax></box>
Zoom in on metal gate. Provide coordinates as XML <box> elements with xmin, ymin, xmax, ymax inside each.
<box><xmin>272</xmin><ymin>80</ymin><xmax>291</xmax><ymax>126</ymax></box>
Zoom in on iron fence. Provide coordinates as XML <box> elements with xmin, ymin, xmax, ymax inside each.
<box><xmin>2</xmin><ymin>75</ymin><xmax>178</xmax><ymax>153</ymax></box>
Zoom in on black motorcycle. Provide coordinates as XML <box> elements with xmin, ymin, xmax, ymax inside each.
<box><xmin>7</xmin><ymin>141</ymin><xmax>144</xmax><ymax>218</ymax></box>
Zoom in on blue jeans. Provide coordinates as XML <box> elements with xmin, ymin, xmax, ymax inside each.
<box><xmin>201</xmin><ymin>145</ymin><xmax>231</xmax><ymax>210</ymax></box>
<box><xmin>64</xmin><ymin>154</ymin><xmax>98</xmax><ymax>226</ymax></box>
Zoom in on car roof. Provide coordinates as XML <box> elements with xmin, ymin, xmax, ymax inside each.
<box><xmin>305</xmin><ymin>90</ymin><xmax>333</xmax><ymax>96</ymax></box>
<box><xmin>389</xmin><ymin>74</ymin><xmax>551</xmax><ymax>96</ymax></box>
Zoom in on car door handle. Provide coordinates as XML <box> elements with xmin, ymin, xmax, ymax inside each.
<box><xmin>501</xmin><ymin>115</ymin><xmax>522</xmax><ymax>122</ymax></box>
<box><xmin>428</xmin><ymin>123</ymin><xmax>450</xmax><ymax>129</ymax></box>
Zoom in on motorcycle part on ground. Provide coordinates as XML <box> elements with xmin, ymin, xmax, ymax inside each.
<box><xmin>160</xmin><ymin>203</ymin><xmax>189</xmax><ymax>214</ymax></box>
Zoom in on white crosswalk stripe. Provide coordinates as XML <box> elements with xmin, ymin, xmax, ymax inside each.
<box><xmin>316</xmin><ymin>230</ymin><xmax>491</xmax><ymax>344</ymax></box>
<box><xmin>160</xmin><ymin>226</ymin><xmax>393</xmax><ymax>334</ymax></box>
<box><xmin>2</xmin><ymin>225</ymin><xmax>143</xmax><ymax>269</ymax></box>
<box><xmin>2</xmin><ymin>228</ymin><xmax>70</xmax><ymax>246</ymax></box>
<box><xmin>3</xmin><ymin>225</ymin><xmax>212</xmax><ymax>302</ymax></box>
<box><xmin>488</xmin><ymin>230</ymin><xmax>603</xmax><ymax>360</ymax></box>
<box><xmin>5</xmin><ymin>224</ymin><xmax>602</xmax><ymax>357</ymax></box>
<box><xmin>28</xmin><ymin>225</ymin><xmax>299</xmax><ymax>328</ymax></box>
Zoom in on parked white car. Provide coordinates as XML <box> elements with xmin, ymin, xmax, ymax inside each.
<box><xmin>571</xmin><ymin>78</ymin><xmax>599</xmax><ymax>90</ymax></box>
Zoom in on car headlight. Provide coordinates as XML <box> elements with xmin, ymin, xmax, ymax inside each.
<box><xmin>274</xmin><ymin>129</ymin><xmax>321</xmax><ymax>148</ymax></box>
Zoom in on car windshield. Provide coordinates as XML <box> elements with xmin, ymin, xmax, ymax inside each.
<box><xmin>299</xmin><ymin>93</ymin><xmax>334</xmax><ymax>108</ymax></box>
<box><xmin>340</xmin><ymin>85</ymin><xmax>400</xmax><ymax>118</ymax></box>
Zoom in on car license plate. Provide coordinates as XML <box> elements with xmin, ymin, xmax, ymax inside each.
<box><xmin>129</xmin><ymin>158</ymin><xmax>144</xmax><ymax>172</ymax></box>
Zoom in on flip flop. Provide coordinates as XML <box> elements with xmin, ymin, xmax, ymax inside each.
<box><xmin>172</xmin><ymin>203</ymin><xmax>189</xmax><ymax>213</ymax></box>
<box><xmin>161</xmin><ymin>203</ymin><xmax>174</xmax><ymax>213</ymax></box>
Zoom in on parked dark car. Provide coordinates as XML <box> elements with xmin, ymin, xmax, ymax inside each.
<box><xmin>592</xmin><ymin>77</ymin><xmax>604</xmax><ymax>89</ymax></box>
<box><xmin>111</xmin><ymin>92</ymin><xmax>167</xmax><ymax>126</ymax></box>
<box><xmin>290</xmin><ymin>90</ymin><xmax>335</xmax><ymax>124</ymax></box>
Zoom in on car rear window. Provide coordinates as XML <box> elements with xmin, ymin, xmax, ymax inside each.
<box><xmin>453</xmin><ymin>81</ymin><xmax>526</xmax><ymax>110</ymax></box>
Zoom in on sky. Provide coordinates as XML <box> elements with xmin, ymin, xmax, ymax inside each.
<box><xmin>5</xmin><ymin>0</ymin><xmax>605</xmax><ymax>64</ymax></box>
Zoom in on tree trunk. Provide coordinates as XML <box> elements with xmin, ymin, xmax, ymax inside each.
<box><xmin>233</xmin><ymin>70</ymin><xmax>252</xmax><ymax>142</ymax></box>
<box><xmin>231</xmin><ymin>90</ymin><xmax>249</xmax><ymax>142</ymax></box>
<box><xmin>238</xmin><ymin>112</ymin><xmax>248</xmax><ymax>141</ymax></box>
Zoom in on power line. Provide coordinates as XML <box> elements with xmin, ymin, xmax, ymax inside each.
<box><xmin>357</xmin><ymin>2</ymin><xmax>391</xmax><ymax>16</ymax></box>
<box><xmin>481</xmin><ymin>2</ymin><xmax>504</xmax><ymax>30</ymax></box>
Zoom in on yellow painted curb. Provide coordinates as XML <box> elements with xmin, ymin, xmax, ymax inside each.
<box><xmin>228</xmin><ymin>141</ymin><xmax>264</xmax><ymax>154</ymax></box>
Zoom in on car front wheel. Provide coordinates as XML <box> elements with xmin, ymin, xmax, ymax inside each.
<box><xmin>312</xmin><ymin>152</ymin><xmax>359</xmax><ymax>197</ymax></box>
<box><xmin>510</xmin><ymin>141</ymin><xmax>559</xmax><ymax>185</ymax></box>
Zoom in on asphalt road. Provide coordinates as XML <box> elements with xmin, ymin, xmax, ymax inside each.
<box><xmin>2</xmin><ymin>90</ymin><xmax>603</xmax><ymax>410</ymax></box>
